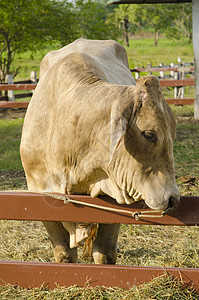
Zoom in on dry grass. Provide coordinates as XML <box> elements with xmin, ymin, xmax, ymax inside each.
<box><xmin>0</xmin><ymin>275</ymin><xmax>198</xmax><ymax>299</ymax></box>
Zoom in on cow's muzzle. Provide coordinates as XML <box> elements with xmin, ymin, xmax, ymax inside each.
<box><xmin>162</xmin><ymin>196</ymin><xmax>180</xmax><ymax>215</ymax></box>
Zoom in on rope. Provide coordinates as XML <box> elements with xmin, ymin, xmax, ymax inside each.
<box><xmin>43</xmin><ymin>192</ymin><xmax>164</xmax><ymax>220</ymax></box>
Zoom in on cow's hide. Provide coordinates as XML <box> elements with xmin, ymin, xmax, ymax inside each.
<box><xmin>20</xmin><ymin>39</ymin><xmax>179</xmax><ymax>263</ymax></box>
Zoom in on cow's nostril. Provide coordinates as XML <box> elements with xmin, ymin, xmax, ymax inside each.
<box><xmin>169</xmin><ymin>196</ymin><xmax>179</xmax><ymax>211</ymax></box>
<box><xmin>168</xmin><ymin>197</ymin><xmax>174</xmax><ymax>209</ymax></box>
<box><xmin>163</xmin><ymin>196</ymin><xmax>180</xmax><ymax>214</ymax></box>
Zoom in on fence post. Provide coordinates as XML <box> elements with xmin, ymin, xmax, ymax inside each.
<box><xmin>134</xmin><ymin>66</ymin><xmax>140</xmax><ymax>80</ymax></box>
<box><xmin>147</xmin><ymin>63</ymin><xmax>152</xmax><ymax>75</ymax></box>
<box><xmin>30</xmin><ymin>71</ymin><xmax>37</xmax><ymax>93</ymax></box>
<box><xmin>159</xmin><ymin>63</ymin><xmax>165</xmax><ymax>79</ymax></box>
<box><xmin>6</xmin><ymin>74</ymin><xmax>14</xmax><ymax>101</ymax></box>
<box><xmin>174</xmin><ymin>70</ymin><xmax>179</xmax><ymax>99</ymax></box>
<box><xmin>170</xmin><ymin>63</ymin><xmax>175</xmax><ymax>79</ymax></box>
<box><xmin>30</xmin><ymin>71</ymin><xmax>37</xmax><ymax>83</ymax></box>
<box><xmin>180</xmin><ymin>69</ymin><xmax>185</xmax><ymax>99</ymax></box>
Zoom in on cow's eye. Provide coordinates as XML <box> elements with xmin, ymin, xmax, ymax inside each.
<box><xmin>142</xmin><ymin>131</ymin><xmax>157</xmax><ymax>144</ymax></box>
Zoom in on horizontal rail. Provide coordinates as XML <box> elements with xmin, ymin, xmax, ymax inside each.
<box><xmin>130</xmin><ymin>66</ymin><xmax>194</xmax><ymax>73</ymax></box>
<box><xmin>166</xmin><ymin>98</ymin><xmax>194</xmax><ymax>105</ymax></box>
<box><xmin>0</xmin><ymin>93</ymin><xmax>32</xmax><ymax>101</ymax></box>
<box><xmin>0</xmin><ymin>192</ymin><xmax>199</xmax><ymax>225</ymax></box>
<box><xmin>0</xmin><ymin>78</ymin><xmax>195</xmax><ymax>92</ymax></box>
<box><xmin>0</xmin><ymin>99</ymin><xmax>194</xmax><ymax>109</ymax></box>
<box><xmin>0</xmin><ymin>83</ymin><xmax>36</xmax><ymax>91</ymax></box>
<box><xmin>0</xmin><ymin>101</ymin><xmax>29</xmax><ymax>108</ymax></box>
<box><xmin>159</xmin><ymin>78</ymin><xmax>194</xmax><ymax>87</ymax></box>
<box><xmin>0</xmin><ymin>261</ymin><xmax>198</xmax><ymax>291</ymax></box>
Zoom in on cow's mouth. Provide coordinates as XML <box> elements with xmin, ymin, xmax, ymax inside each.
<box><xmin>122</xmin><ymin>188</ymin><xmax>143</xmax><ymax>204</ymax></box>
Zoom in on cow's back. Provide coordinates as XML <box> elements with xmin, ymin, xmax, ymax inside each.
<box><xmin>20</xmin><ymin>39</ymin><xmax>135</xmax><ymax>191</ymax></box>
<box><xmin>39</xmin><ymin>38</ymin><xmax>135</xmax><ymax>85</ymax></box>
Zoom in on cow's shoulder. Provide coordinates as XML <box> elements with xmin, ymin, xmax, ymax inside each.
<box><xmin>39</xmin><ymin>39</ymin><xmax>131</xmax><ymax>81</ymax></box>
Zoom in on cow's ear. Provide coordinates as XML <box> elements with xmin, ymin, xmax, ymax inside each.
<box><xmin>109</xmin><ymin>101</ymin><xmax>130</xmax><ymax>163</ymax></box>
<box><xmin>137</xmin><ymin>75</ymin><xmax>162</xmax><ymax>98</ymax></box>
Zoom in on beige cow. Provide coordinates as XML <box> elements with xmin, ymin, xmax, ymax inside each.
<box><xmin>20</xmin><ymin>39</ymin><xmax>179</xmax><ymax>264</ymax></box>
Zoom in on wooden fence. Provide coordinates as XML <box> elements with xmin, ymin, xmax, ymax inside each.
<box><xmin>0</xmin><ymin>71</ymin><xmax>37</xmax><ymax>107</ymax></box>
<box><xmin>0</xmin><ymin>62</ymin><xmax>195</xmax><ymax>108</ymax></box>
<box><xmin>131</xmin><ymin>61</ymin><xmax>195</xmax><ymax>105</ymax></box>
<box><xmin>0</xmin><ymin>191</ymin><xmax>199</xmax><ymax>291</ymax></box>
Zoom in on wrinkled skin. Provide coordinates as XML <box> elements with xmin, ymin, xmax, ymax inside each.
<box><xmin>20</xmin><ymin>39</ymin><xmax>179</xmax><ymax>264</ymax></box>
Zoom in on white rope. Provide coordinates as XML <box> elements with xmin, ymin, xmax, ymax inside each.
<box><xmin>6</xmin><ymin>190</ymin><xmax>164</xmax><ymax>220</ymax></box>
<box><xmin>43</xmin><ymin>192</ymin><xmax>164</xmax><ymax>220</ymax></box>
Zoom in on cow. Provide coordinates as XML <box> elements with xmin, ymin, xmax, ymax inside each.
<box><xmin>20</xmin><ymin>38</ymin><xmax>180</xmax><ymax>265</ymax></box>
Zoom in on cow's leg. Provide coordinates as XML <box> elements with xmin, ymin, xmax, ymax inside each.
<box><xmin>92</xmin><ymin>224</ymin><xmax>120</xmax><ymax>264</ymax></box>
<box><xmin>43</xmin><ymin>221</ymin><xmax>77</xmax><ymax>263</ymax></box>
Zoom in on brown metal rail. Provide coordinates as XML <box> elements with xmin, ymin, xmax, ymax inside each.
<box><xmin>0</xmin><ymin>192</ymin><xmax>199</xmax><ymax>225</ymax></box>
<box><xmin>0</xmin><ymin>261</ymin><xmax>198</xmax><ymax>291</ymax></box>
<box><xmin>0</xmin><ymin>191</ymin><xmax>198</xmax><ymax>290</ymax></box>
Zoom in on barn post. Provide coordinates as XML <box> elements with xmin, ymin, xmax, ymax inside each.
<box><xmin>193</xmin><ymin>0</ymin><xmax>199</xmax><ymax>119</ymax></box>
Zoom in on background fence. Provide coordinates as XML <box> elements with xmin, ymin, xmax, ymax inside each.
<box><xmin>0</xmin><ymin>62</ymin><xmax>195</xmax><ymax>108</ymax></box>
<box><xmin>0</xmin><ymin>191</ymin><xmax>199</xmax><ymax>291</ymax></box>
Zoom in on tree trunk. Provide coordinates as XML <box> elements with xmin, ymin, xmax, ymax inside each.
<box><xmin>154</xmin><ymin>30</ymin><xmax>159</xmax><ymax>47</ymax></box>
<box><xmin>123</xmin><ymin>16</ymin><xmax>129</xmax><ymax>47</ymax></box>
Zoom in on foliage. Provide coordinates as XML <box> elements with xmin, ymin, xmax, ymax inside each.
<box><xmin>74</xmin><ymin>0</ymin><xmax>119</xmax><ymax>40</ymax></box>
<box><xmin>0</xmin><ymin>0</ymin><xmax>75</xmax><ymax>83</ymax></box>
<box><xmin>0</xmin><ymin>0</ymin><xmax>119</xmax><ymax>84</ymax></box>
<box><xmin>111</xmin><ymin>3</ymin><xmax>192</xmax><ymax>46</ymax></box>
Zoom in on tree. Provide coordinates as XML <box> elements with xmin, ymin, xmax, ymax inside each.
<box><xmin>179</xmin><ymin>4</ymin><xmax>192</xmax><ymax>44</ymax></box>
<box><xmin>74</xmin><ymin>0</ymin><xmax>119</xmax><ymax>40</ymax></box>
<box><xmin>0</xmin><ymin>0</ymin><xmax>76</xmax><ymax>84</ymax></box>
<box><xmin>111</xmin><ymin>3</ymin><xmax>192</xmax><ymax>47</ymax></box>
<box><xmin>130</xmin><ymin>4</ymin><xmax>173</xmax><ymax>46</ymax></box>
<box><xmin>0</xmin><ymin>0</ymin><xmax>120</xmax><ymax>84</ymax></box>
<box><xmin>110</xmin><ymin>5</ymin><xmax>139</xmax><ymax>46</ymax></box>
<box><xmin>111</xmin><ymin>5</ymin><xmax>131</xmax><ymax>46</ymax></box>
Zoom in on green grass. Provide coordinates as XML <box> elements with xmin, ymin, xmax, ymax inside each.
<box><xmin>12</xmin><ymin>43</ymin><xmax>60</xmax><ymax>81</ymax></box>
<box><xmin>125</xmin><ymin>37</ymin><xmax>193</xmax><ymax>68</ymax></box>
<box><xmin>0</xmin><ymin>118</ymin><xmax>23</xmax><ymax>170</ymax></box>
<box><xmin>11</xmin><ymin>37</ymin><xmax>193</xmax><ymax>82</ymax></box>
<box><xmin>174</xmin><ymin>122</ymin><xmax>199</xmax><ymax>178</ymax></box>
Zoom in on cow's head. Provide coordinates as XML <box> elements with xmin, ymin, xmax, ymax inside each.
<box><xmin>103</xmin><ymin>75</ymin><xmax>179</xmax><ymax>212</ymax></box>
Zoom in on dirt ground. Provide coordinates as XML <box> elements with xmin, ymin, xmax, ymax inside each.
<box><xmin>0</xmin><ymin>107</ymin><xmax>27</xmax><ymax>119</ymax></box>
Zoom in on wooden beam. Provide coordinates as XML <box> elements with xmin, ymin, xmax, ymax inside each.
<box><xmin>0</xmin><ymin>84</ymin><xmax>36</xmax><ymax>91</ymax></box>
<box><xmin>0</xmin><ymin>101</ymin><xmax>29</xmax><ymax>108</ymax></box>
<box><xmin>159</xmin><ymin>78</ymin><xmax>194</xmax><ymax>87</ymax></box>
<box><xmin>166</xmin><ymin>98</ymin><xmax>194</xmax><ymax>105</ymax></box>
